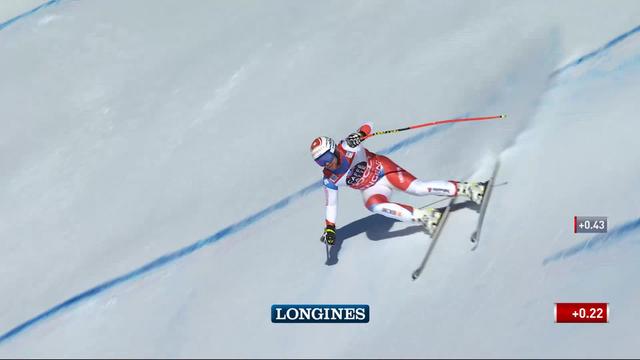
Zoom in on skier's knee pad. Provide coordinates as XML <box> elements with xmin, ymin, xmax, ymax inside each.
<box><xmin>365</xmin><ymin>194</ymin><xmax>388</xmax><ymax>211</ymax></box>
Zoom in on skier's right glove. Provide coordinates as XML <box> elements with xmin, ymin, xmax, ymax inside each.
<box><xmin>320</xmin><ymin>224</ymin><xmax>336</xmax><ymax>245</ymax></box>
<box><xmin>346</xmin><ymin>131</ymin><xmax>366</xmax><ymax>148</ymax></box>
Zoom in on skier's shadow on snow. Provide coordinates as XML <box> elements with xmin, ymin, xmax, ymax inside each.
<box><xmin>325</xmin><ymin>201</ymin><xmax>477</xmax><ymax>265</ymax></box>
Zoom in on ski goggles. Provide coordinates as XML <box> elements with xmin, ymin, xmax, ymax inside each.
<box><xmin>314</xmin><ymin>150</ymin><xmax>336</xmax><ymax>167</ymax></box>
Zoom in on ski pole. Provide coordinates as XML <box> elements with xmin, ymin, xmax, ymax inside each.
<box><xmin>362</xmin><ymin>114</ymin><xmax>506</xmax><ymax>140</ymax></box>
<box><xmin>325</xmin><ymin>239</ymin><xmax>330</xmax><ymax>262</ymax></box>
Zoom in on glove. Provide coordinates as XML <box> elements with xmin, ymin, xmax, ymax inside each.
<box><xmin>320</xmin><ymin>224</ymin><xmax>336</xmax><ymax>245</ymax></box>
<box><xmin>346</xmin><ymin>131</ymin><xmax>366</xmax><ymax>148</ymax></box>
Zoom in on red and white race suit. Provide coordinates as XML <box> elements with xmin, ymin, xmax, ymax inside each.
<box><xmin>322</xmin><ymin>123</ymin><xmax>459</xmax><ymax>227</ymax></box>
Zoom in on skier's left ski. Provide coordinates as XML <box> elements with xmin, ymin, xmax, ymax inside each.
<box><xmin>411</xmin><ymin>198</ymin><xmax>455</xmax><ymax>280</ymax></box>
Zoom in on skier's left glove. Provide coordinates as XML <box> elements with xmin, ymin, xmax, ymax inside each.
<box><xmin>346</xmin><ymin>131</ymin><xmax>366</xmax><ymax>148</ymax></box>
<box><xmin>320</xmin><ymin>224</ymin><xmax>336</xmax><ymax>245</ymax></box>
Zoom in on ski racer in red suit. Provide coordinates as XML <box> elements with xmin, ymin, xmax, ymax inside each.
<box><xmin>310</xmin><ymin>123</ymin><xmax>485</xmax><ymax>245</ymax></box>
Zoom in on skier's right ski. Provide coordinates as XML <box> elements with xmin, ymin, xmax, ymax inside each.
<box><xmin>470</xmin><ymin>160</ymin><xmax>501</xmax><ymax>251</ymax></box>
<box><xmin>411</xmin><ymin>198</ymin><xmax>454</xmax><ymax>280</ymax></box>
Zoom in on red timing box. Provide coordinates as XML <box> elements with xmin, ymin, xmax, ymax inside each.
<box><xmin>555</xmin><ymin>303</ymin><xmax>609</xmax><ymax>323</ymax></box>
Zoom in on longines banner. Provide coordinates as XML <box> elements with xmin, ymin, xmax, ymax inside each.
<box><xmin>271</xmin><ymin>304</ymin><xmax>370</xmax><ymax>323</ymax></box>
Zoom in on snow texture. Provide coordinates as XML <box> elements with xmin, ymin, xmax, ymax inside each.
<box><xmin>1</xmin><ymin>0</ymin><xmax>639</xmax><ymax>357</ymax></box>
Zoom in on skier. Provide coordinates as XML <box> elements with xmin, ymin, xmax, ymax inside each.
<box><xmin>311</xmin><ymin>123</ymin><xmax>486</xmax><ymax>245</ymax></box>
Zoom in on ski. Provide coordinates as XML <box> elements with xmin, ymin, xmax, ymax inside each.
<box><xmin>470</xmin><ymin>160</ymin><xmax>501</xmax><ymax>251</ymax></box>
<box><xmin>411</xmin><ymin>198</ymin><xmax>455</xmax><ymax>280</ymax></box>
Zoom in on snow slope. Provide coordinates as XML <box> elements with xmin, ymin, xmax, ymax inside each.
<box><xmin>1</xmin><ymin>0</ymin><xmax>639</xmax><ymax>357</ymax></box>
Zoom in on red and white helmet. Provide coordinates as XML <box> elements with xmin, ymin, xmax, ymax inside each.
<box><xmin>310</xmin><ymin>136</ymin><xmax>336</xmax><ymax>166</ymax></box>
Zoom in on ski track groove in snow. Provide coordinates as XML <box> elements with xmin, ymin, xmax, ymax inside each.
<box><xmin>0</xmin><ymin>0</ymin><xmax>61</xmax><ymax>31</ymax></box>
<box><xmin>542</xmin><ymin>217</ymin><xmax>640</xmax><ymax>265</ymax></box>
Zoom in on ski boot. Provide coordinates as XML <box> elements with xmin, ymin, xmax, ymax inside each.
<box><xmin>413</xmin><ymin>207</ymin><xmax>443</xmax><ymax>235</ymax></box>
<box><xmin>455</xmin><ymin>181</ymin><xmax>487</xmax><ymax>205</ymax></box>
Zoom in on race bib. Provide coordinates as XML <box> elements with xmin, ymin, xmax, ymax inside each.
<box><xmin>346</xmin><ymin>158</ymin><xmax>383</xmax><ymax>190</ymax></box>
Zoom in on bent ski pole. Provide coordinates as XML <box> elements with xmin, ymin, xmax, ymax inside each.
<box><xmin>362</xmin><ymin>114</ymin><xmax>506</xmax><ymax>140</ymax></box>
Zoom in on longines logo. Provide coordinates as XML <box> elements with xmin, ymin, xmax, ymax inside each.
<box><xmin>271</xmin><ymin>304</ymin><xmax>369</xmax><ymax>323</ymax></box>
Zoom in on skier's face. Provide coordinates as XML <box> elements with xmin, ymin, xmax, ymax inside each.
<box><xmin>324</xmin><ymin>154</ymin><xmax>338</xmax><ymax>170</ymax></box>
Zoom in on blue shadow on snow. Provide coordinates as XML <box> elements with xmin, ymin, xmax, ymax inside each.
<box><xmin>326</xmin><ymin>201</ymin><xmax>476</xmax><ymax>265</ymax></box>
